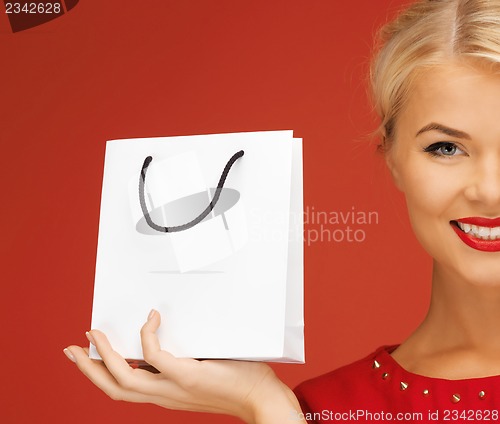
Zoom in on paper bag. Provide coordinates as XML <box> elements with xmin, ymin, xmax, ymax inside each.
<box><xmin>90</xmin><ymin>130</ymin><xmax>304</xmax><ymax>362</ymax></box>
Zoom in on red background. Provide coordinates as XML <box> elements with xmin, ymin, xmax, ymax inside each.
<box><xmin>0</xmin><ymin>1</ymin><xmax>431</xmax><ymax>423</ymax></box>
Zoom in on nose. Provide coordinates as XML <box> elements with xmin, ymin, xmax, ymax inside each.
<box><xmin>464</xmin><ymin>155</ymin><xmax>500</xmax><ymax>207</ymax></box>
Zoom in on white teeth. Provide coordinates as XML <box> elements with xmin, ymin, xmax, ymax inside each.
<box><xmin>478</xmin><ymin>227</ymin><xmax>490</xmax><ymax>238</ymax></box>
<box><xmin>457</xmin><ymin>222</ymin><xmax>500</xmax><ymax>240</ymax></box>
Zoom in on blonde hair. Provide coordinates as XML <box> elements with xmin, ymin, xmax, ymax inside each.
<box><xmin>371</xmin><ymin>0</ymin><xmax>500</xmax><ymax>149</ymax></box>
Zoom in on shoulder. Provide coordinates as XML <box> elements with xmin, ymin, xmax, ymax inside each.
<box><xmin>294</xmin><ymin>345</ymin><xmax>398</xmax><ymax>417</ymax></box>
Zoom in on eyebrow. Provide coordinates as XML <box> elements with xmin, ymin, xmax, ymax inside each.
<box><xmin>415</xmin><ymin>122</ymin><xmax>471</xmax><ymax>139</ymax></box>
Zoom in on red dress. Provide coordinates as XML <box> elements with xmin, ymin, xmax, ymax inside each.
<box><xmin>294</xmin><ymin>345</ymin><xmax>499</xmax><ymax>423</ymax></box>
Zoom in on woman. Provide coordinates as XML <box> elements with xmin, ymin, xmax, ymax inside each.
<box><xmin>64</xmin><ymin>0</ymin><xmax>500</xmax><ymax>422</ymax></box>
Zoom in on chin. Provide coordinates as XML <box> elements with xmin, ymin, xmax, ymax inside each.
<box><xmin>463</xmin><ymin>267</ymin><xmax>500</xmax><ymax>288</ymax></box>
<box><xmin>445</xmin><ymin>254</ymin><xmax>500</xmax><ymax>288</ymax></box>
<box><xmin>420</xmin><ymin>245</ymin><xmax>500</xmax><ymax>290</ymax></box>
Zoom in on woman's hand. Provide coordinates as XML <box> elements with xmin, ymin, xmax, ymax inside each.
<box><xmin>63</xmin><ymin>310</ymin><xmax>305</xmax><ymax>424</ymax></box>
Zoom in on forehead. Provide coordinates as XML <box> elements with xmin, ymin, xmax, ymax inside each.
<box><xmin>398</xmin><ymin>62</ymin><xmax>500</xmax><ymax>137</ymax></box>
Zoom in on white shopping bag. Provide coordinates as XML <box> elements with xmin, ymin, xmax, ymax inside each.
<box><xmin>90</xmin><ymin>130</ymin><xmax>304</xmax><ymax>363</ymax></box>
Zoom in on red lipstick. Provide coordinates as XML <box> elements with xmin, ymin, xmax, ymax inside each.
<box><xmin>451</xmin><ymin>217</ymin><xmax>500</xmax><ymax>252</ymax></box>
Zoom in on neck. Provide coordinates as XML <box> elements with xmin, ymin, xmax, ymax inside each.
<box><xmin>422</xmin><ymin>263</ymin><xmax>500</xmax><ymax>351</ymax></box>
<box><xmin>393</xmin><ymin>261</ymin><xmax>500</xmax><ymax>378</ymax></box>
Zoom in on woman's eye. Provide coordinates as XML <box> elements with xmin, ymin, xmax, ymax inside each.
<box><xmin>423</xmin><ymin>142</ymin><xmax>465</xmax><ymax>157</ymax></box>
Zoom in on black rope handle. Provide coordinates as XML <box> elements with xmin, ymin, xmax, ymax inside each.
<box><xmin>139</xmin><ymin>150</ymin><xmax>244</xmax><ymax>233</ymax></box>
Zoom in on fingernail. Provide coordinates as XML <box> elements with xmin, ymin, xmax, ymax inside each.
<box><xmin>86</xmin><ymin>331</ymin><xmax>96</xmax><ymax>345</ymax></box>
<box><xmin>63</xmin><ymin>348</ymin><xmax>76</xmax><ymax>363</ymax></box>
<box><xmin>148</xmin><ymin>309</ymin><xmax>156</xmax><ymax>321</ymax></box>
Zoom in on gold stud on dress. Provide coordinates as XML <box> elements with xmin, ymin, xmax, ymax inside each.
<box><xmin>452</xmin><ymin>394</ymin><xmax>461</xmax><ymax>403</ymax></box>
<box><xmin>372</xmin><ymin>360</ymin><xmax>381</xmax><ymax>369</ymax></box>
<box><xmin>422</xmin><ymin>389</ymin><xmax>429</xmax><ymax>396</ymax></box>
<box><xmin>382</xmin><ymin>372</ymin><xmax>390</xmax><ymax>380</ymax></box>
<box><xmin>400</xmin><ymin>382</ymin><xmax>409</xmax><ymax>391</ymax></box>
<box><xmin>478</xmin><ymin>391</ymin><xmax>486</xmax><ymax>400</ymax></box>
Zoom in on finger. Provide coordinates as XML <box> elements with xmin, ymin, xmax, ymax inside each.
<box><xmin>67</xmin><ymin>346</ymin><xmax>236</xmax><ymax>414</ymax></box>
<box><xmin>68</xmin><ymin>345</ymin><xmax>170</xmax><ymax>404</ymax></box>
<box><xmin>88</xmin><ymin>330</ymin><xmax>161</xmax><ymax>393</ymax></box>
<box><xmin>65</xmin><ymin>345</ymin><xmax>141</xmax><ymax>402</ymax></box>
<box><xmin>140</xmin><ymin>310</ymin><xmax>201</xmax><ymax>381</ymax></box>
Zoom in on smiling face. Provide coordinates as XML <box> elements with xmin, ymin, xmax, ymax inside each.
<box><xmin>387</xmin><ymin>62</ymin><xmax>500</xmax><ymax>286</ymax></box>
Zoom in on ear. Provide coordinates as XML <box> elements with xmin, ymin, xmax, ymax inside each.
<box><xmin>385</xmin><ymin>150</ymin><xmax>404</xmax><ymax>192</ymax></box>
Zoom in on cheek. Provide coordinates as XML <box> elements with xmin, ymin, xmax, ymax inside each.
<box><xmin>406</xmin><ymin>159</ymin><xmax>471</xmax><ymax>210</ymax></box>
<box><xmin>403</xmin><ymin>162</ymin><xmax>449</xmax><ymax>216</ymax></box>
<box><xmin>399</xmin><ymin>161</ymin><xmax>462</xmax><ymax>251</ymax></box>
